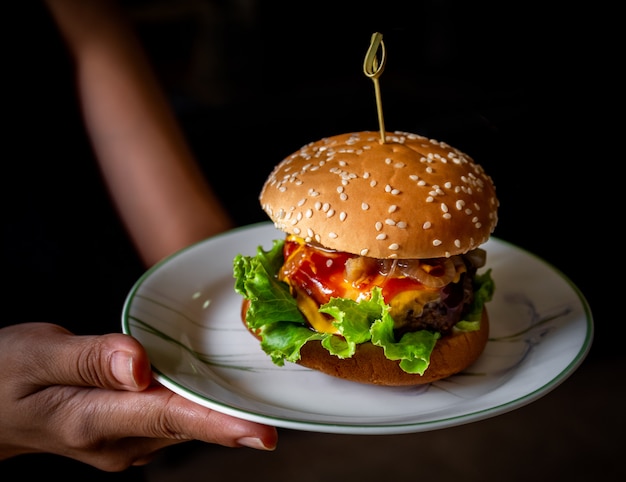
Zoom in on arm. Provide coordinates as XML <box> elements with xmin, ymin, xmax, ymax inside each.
<box><xmin>45</xmin><ymin>0</ymin><xmax>233</xmax><ymax>266</ymax></box>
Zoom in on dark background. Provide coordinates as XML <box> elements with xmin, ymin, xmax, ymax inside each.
<box><xmin>4</xmin><ymin>1</ymin><xmax>622</xmax><ymax>480</ymax></box>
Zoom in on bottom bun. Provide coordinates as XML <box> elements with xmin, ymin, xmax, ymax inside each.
<box><xmin>241</xmin><ymin>300</ymin><xmax>489</xmax><ymax>386</ymax></box>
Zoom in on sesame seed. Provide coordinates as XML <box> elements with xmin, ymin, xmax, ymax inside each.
<box><xmin>376</xmin><ymin>233</ymin><xmax>387</xmax><ymax>240</ymax></box>
<box><xmin>426</xmin><ymin>196</ymin><xmax>434</xmax><ymax>202</ymax></box>
<box><xmin>389</xmin><ymin>243</ymin><xmax>399</xmax><ymax>250</ymax></box>
<box><xmin>339</xmin><ymin>193</ymin><xmax>348</xmax><ymax>201</ymax></box>
<box><xmin>423</xmin><ymin>221</ymin><xmax>432</xmax><ymax>229</ymax></box>
<box><xmin>385</xmin><ymin>219</ymin><xmax>396</xmax><ymax>226</ymax></box>
<box><xmin>305</xmin><ymin>209</ymin><xmax>313</xmax><ymax>218</ymax></box>
<box><xmin>328</xmin><ymin>232</ymin><xmax>338</xmax><ymax>239</ymax></box>
<box><xmin>362</xmin><ymin>202</ymin><xmax>369</xmax><ymax>210</ymax></box>
<box><xmin>388</xmin><ymin>205</ymin><xmax>397</xmax><ymax>213</ymax></box>
<box><xmin>454</xmin><ymin>239</ymin><xmax>461</xmax><ymax>248</ymax></box>
<box><xmin>441</xmin><ymin>203</ymin><xmax>449</xmax><ymax>213</ymax></box>
<box><xmin>433</xmin><ymin>239</ymin><xmax>442</xmax><ymax>246</ymax></box>
<box><xmin>360</xmin><ymin>248</ymin><xmax>369</xmax><ymax>256</ymax></box>
<box><xmin>375</xmin><ymin>222</ymin><xmax>383</xmax><ymax>231</ymax></box>
<box><xmin>396</xmin><ymin>221</ymin><xmax>407</xmax><ymax>228</ymax></box>
<box><xmin>339</xmin><ymin>212</ymin><xmax>347</xmax><ymax>221</ymax></box>
<box><xmin>327</xmin><ymin>209</ymin><xmax>335</xmax><ymax>218</ymax></box>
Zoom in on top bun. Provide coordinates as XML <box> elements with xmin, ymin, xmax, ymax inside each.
<box><xmin>260</xmin><ymin>131</ymin><xmax>498</xmax><ymax>259</ymax></box>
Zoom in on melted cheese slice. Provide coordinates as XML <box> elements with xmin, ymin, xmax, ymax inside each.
<box><xmin>293</xmin><ymin>288</ymin><xmax>338</xmax><ymax>334</ymax></box>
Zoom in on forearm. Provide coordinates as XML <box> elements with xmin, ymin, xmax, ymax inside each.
<box><xmin>45</xmin><ymin>0</ymin><xmax>233</xmax><ymax>266</ymax></box>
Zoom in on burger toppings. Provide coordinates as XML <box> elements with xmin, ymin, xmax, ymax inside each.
<box><xmin>233</xmin><ymin>236</ymin><xmax>494</xmax><ymax>375</ymax></box>
<box><xmin>279</xmin><ymin>235</ymin><xmax>488</xmax><ymax>338</ymax></box>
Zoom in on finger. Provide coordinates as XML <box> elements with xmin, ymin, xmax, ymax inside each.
<box><xmin>84</xmin><ymin>384</ymin><xmax>278</xmax><ymax>450</ymax></box>
<box><xmin>8</xmin><ymin>323</ymin><xmax>152</xmax><ymax>391</ymax></box>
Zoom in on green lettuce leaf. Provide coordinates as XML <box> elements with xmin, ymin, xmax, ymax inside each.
<box><xmin>233</xmin><ymin>240</ymin><xmax>303</xmax><ymax>330</ymax></box>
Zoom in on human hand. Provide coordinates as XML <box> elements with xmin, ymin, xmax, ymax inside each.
<box><xmin>0</xmin><ymin>323</ymin><xmax>278</xmax><ymax>471</ymax></box>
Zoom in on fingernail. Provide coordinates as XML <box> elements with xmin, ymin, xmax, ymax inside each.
<box><xmin>111</xmin><ymin>351</ymin><xmax>137</xmax><ymax>389</ymax></box>
<box><xmin>236</xmin><ymin>437</ymin><xmax>275</xmax><ymax>451</ymax></box>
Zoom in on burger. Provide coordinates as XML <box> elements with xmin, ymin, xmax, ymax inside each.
<box><xmin>233</xmin><ymin>130</ymin><xmax>498</xmax><ymax>386</ymax></box>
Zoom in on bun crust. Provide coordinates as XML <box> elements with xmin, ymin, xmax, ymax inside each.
<box><xmin>241</xmin><ymin>299</ymin><xmax>490</xmax><ymax>386</ymax></box>
<box><xmin>260</xmin><ymin>131</ymin><xmax>498</xmax><ymax>259</ymax></box>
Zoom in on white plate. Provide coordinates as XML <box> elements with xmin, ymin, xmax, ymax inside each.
<box><xmin>122</xmin><ymin>222</ymin><xmax>593</xmax><ymax>434</ymax></box>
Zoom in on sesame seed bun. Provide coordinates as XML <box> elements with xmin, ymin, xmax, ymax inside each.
<box><xmin>260</xmin><ymin>131</ymin><xmax>498</xmax><ymax>259</ymax></box>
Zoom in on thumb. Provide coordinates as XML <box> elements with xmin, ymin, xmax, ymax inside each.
<box><xmin>11</xmin><ymin>323</ymin><xmax>153</xmax><ymax>391</ymax></box>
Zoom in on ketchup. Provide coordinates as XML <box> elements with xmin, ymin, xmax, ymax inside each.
<box><xmin>281</xmin><ymin>240</ymin><xmax>426</xmax><ymax>306</ymax></box>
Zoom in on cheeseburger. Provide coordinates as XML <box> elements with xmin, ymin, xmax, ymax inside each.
<box><xmin>233</xmin><ymin>130</ymin><xmax>498</xmax><ymax>385</ymax></box>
